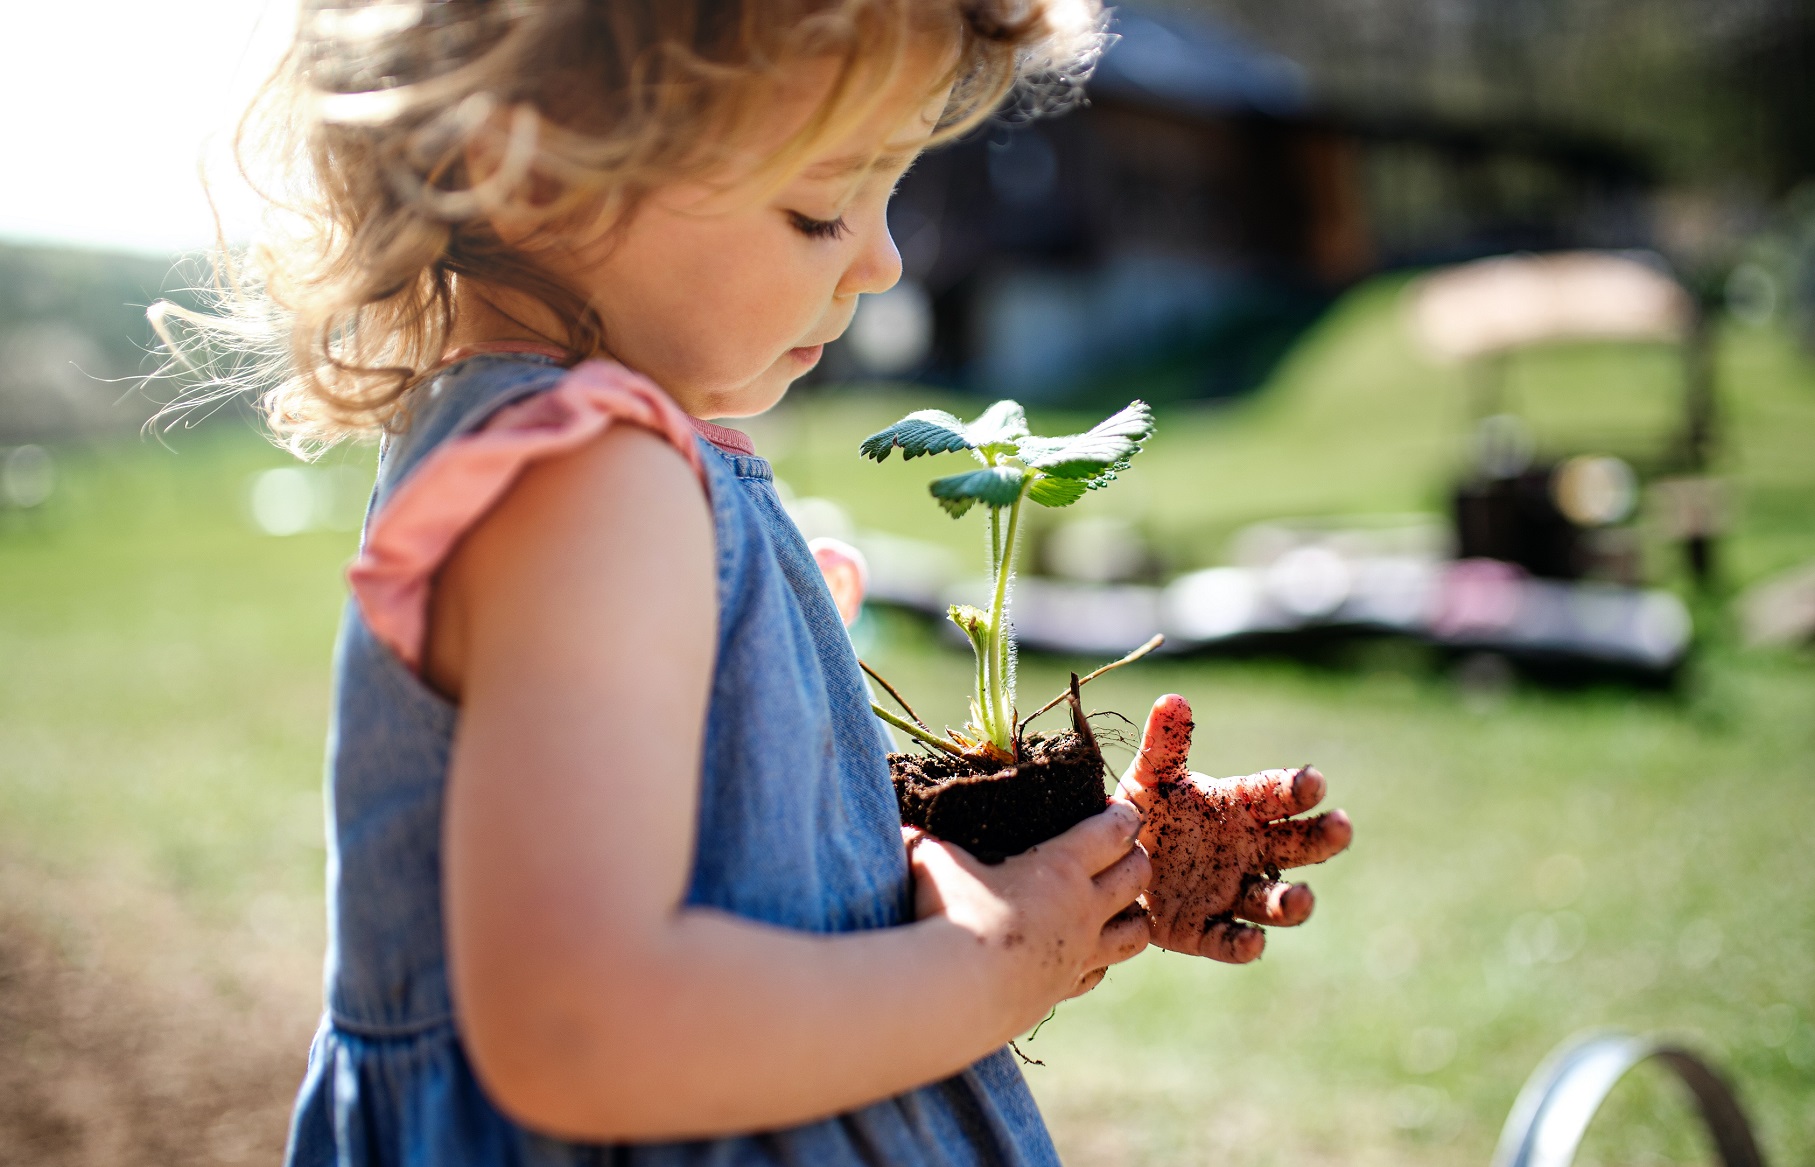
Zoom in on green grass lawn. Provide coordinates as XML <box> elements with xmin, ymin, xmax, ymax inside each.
<box><xmin>2</xmin><ymin>278</ymin><xmax>1811</xmax><ymax>1164</ymax></box>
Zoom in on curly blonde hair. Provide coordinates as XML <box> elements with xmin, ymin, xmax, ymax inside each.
<box><xmin>156</xmin><ymin>0</ymin><xmax>1104</xmax><ymax>451</ymax></box>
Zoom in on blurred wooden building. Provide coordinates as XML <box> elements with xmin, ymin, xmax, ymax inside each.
<box><xmin>826</xmin><ymin>6</ymin><xmax>1655</xmax><ymax>404</ymax></box>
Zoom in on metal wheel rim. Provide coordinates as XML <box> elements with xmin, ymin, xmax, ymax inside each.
<box><xmin>1490</xmin><ymin>1030</ymin><xmax>1767</xmax><ymax>1167</ymax></box>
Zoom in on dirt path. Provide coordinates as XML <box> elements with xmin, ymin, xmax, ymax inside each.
<box><xmin>0</xmin><ymin>865</ymin><xmax>321</xmax><ymax>1165</ymax></box>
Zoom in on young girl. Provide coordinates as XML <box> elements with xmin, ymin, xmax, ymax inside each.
<box><xmin>191</xmin><ymin>2</ymin><xmax>1350</xmax><ymax>1162</ymax></box>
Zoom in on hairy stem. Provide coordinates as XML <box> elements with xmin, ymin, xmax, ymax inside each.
<box><xmin>973</xmin><ymin>623</ymin><xmax>991</xmax><ymax>737</ymax></box>
<box><xmin>980</xmin><ymin>505</ymin><xmax>1004</xmax><ymax>742</ymax></box>
<box><xmin>983</xmin><ymin>484</ymin><xmax>1028</xmax><ymax>751</ymax></box>
<box><xmin>872</xmin><ymin>703</ymin><xmax>966</xmax><ymax>757</ymax></box>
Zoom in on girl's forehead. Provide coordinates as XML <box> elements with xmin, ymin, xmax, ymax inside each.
<box><xmin>792</xmin><ymin>83</ymin><xmax>951</xmax><ymax>184</ymax></box>
<box><xmin>675</xmin><ymin>40</ymin><xmax>953</xmax><ymax>205</ymax></box>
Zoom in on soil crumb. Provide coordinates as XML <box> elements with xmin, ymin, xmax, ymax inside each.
<box><xmin>892</xmin><ymin>731</ymin><xmax>1108</xmax><ymax>863</ymax></box>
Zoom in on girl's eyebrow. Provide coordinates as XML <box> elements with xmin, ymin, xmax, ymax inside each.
<box><xmin>802</xmin><ymin>149</ymin><xmax>918</xmax><ymax>181</ymax></box>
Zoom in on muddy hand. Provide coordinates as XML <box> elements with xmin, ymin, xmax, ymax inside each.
<box><xmin>1114</xmin><ymin>695</ymin><xmax>1351</xmax><ymax>964</ymax></box>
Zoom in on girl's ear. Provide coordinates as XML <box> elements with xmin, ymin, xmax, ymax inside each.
<box><xmin>443</xmin><ymin>102</ymin><xmax>543</xmax><ymax>232</ymax></box>
<box><xmin>460</xmin><ymin>104</ymin><xmax>613</xmax><ymax>251</ymax></box>
<box><xmin>478</xmin><ymin>182</ymin><xmax>569</xmax><ymax>252</ymax></box>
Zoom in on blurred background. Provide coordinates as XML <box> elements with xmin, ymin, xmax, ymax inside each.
<box><xmin>2</xmin><ymin>1</ymin><xmax>1812</xmax><ymax>1164</ymax></box>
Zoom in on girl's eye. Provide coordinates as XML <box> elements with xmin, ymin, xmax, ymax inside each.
<box><xmin>788</xmin><ymin>211</ymin><xmax>851</xmax><ymax>241</ymax></box>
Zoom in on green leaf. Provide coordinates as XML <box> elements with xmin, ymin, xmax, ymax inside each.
<box><xmin>928</xmin><ymin>465</ymin><xmax>1026</xmax><ymax>517</ymax></box>
<box><xmin>858</xmin><ymin>401</ymin><xmax>1029</xmax><ymax>462</ymax></box>
<box><xmin>948</xmin><ymin>603</ymin><xmax>990</xmax><ymax>638</ymax></box>
<box><xmin>947</xmin><ymin>604</ymin><xmax>994</xmax><ymax>669</ymax></box>
<box><xmin>1017</xmin><ymin>400</ymin><xmax>1154</xmax><ymax>480</ymax></box>
<box><xmin>963</xmin><ymin>400</ymin><xmax>1030</xmax><ymax>450</ymax></box>
<box><xmin>1026</xmin><ymin>474</ymin><xmax>1089</xmax><ymax>508</ymax></box>
<box><xmin>859</xmin><ymin>410</ymin><xmax>972</xmax><ymax>461</ymax></box>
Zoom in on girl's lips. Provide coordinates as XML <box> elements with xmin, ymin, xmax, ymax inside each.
<box><xmin>788</xmin><ymin>344</ymin><xmax>824</xmax><ymax>367</ymax></box>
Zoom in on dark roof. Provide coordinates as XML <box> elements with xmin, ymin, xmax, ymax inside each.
<box><xmin>1090</xmin><ymin>7</ymin><xmax>1310</xmax><ymax>118</ymax></box>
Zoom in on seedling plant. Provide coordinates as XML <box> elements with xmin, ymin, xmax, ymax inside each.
<box><xmin>859</xmin><ymin>398</ymin><xmax>1162</xmax><ymax>859</ymax></box>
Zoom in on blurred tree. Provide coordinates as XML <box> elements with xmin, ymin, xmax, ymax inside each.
<box><xmin>0</xmin><ymin>245</ymin><xmax>206</xmax><ymax>442</ymax></box>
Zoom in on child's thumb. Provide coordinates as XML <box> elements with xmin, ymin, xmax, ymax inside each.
<box><xmin>906</xmin><ymin>831</ymin><xmax>989</xmax><ymax>888</ymax></box>
<box><xmin>905</xmin><ymin>832</ymin><xmax>978</xmax><ymax>920</ymax></box>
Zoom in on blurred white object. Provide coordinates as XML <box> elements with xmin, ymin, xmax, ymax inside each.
<box><xmin>1432</xmin><ymin>561</ymin><xmax>1691</xmax><ymax>669</ymax></box>
<box><xmin>1043</xmin><ymin>516</ymin><xmax>1148</xmax><ymax>584</ymax></box>
<box><xmin>1551</xmin><ymin>455</ymin><xmax>1637</xmax><ymax>527</ymax></box>
<box><xmin>1231</xmin><ymin>515</ymin><xmax>1451</xmax><ymax>567</ymax></box>
<box><xmin>1265</xmin><ymin>545</ymin><xmax>1351</xmax><ymax>618</ymax></box>
<box><xmin>783</xmin><ymin>494</ymin><xmax>856</xmax><ymax>543</ymax></box>
<box><xmin>1346</xmin><ymin>556</ymin><xmax>1438</xmax><ymax>627</ymax></box>
<box><xmin>853</xmin><ymin>531</ymin><xmax>958</xmax><ymax>612</ymax></box>
<box><xmin>1737</xmin><ymin>562</ymin><xmax>1815</xmax><ymax>648</ymax></box>
<box><xmin>993</xmin><ymin>579</ymin><xmax>1161</xmax><ymax>655</ymax></box>
<box><xmin>856</xmin><ymin>505</ymin><xmax>1688</xmax><ymax>672</ymax></box>
<box><xmin>1</xmin><ymin>445</ymin><xmax>54</xmax><ymax>508</ymax></box>
<box><xmin>248</xmin><ymin>466</ymin><xmax>368</xmax><ymax>536</ymax></box>
<box><xmin>1162</xmin><ymin>516</ymin><xmax>1448</xmax><ymax>644</ymax></box>
<box><xmin>847</xmin><ymin>280</ymin><xmax>934</xmax><ymax>376</ymax></box>
<box><xmin>1408</xmin><ymin>251</ymin><xmax>1693</xmax><ymax>363</ymax></box>
<box><xmin>250</xmin><ymin>468</ymin><xmax>317</xmax><ymax>536</ymax></box>
<box><xmin>808</xmin><ymin>537</ymin><xmax>869</xmax><ymax>627</ymax></box>
<box><xmin>1163</xmin><ymin>568</ymin><xmax>1261</xmax><ymax>640</ymax></box>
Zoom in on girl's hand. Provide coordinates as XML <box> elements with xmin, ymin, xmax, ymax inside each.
<box><xmin>1115</xmin><ymin>695</ymin><xmax>1352</xmax><ymax>964</ymax></box>
<box><xmin>904</xmin><ymin>803</ymin><xmax>1151</xmax><ymax>1027</ymax></box>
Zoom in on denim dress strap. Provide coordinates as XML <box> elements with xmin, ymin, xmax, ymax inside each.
<box><xmin>285</xmin><ymin>354</ymin><xmax>1060</xmax><ymax>1167</ymax></box>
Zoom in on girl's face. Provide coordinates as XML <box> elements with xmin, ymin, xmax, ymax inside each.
<box><xmin>543</xmin><ymin>55</ymin><xmax>950</xmax><ymax>420</ymax></box>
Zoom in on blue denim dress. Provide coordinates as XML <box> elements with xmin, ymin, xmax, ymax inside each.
<box><xmin>285</xmin><ymin>355</ymin><xmax>1060</xmax><ymax>1166</ymax></box>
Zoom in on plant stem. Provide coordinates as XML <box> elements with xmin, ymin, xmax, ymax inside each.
<box><xmin>980</xmin><ymin>631</ymin><xmax>997</xmax><ymax>749</ymax></box>
<box><xmin>871</xmin><ymin>703</ymin><xmax>966</xmax><ymax>757</ymax></box>
<box><xmin>858</xmin><ymin>659</ymin><xmax>929</xmax><ymax>730</ymax></box>
<box><xmin>1066</xmin><ymin>671</ymin><xmax>1098</xmax><ymax>756</ymax></box>
<box><xmin>981</xmin><ymin>504</ymin><xmax>1003</xmax><ymax>741</ymax></box>
<box><xmin>1020</xmin><ymin>634</ymin><xmax>1167</xmax><ymax>730</ymax></box>
<box><xmin>983</xmin><ymin>483</ymin><xmax>1028</xmax><ymax>750</ymax></box>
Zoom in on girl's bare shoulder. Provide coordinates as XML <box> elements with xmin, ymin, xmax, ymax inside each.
<box><xmin>424</xmin><ymin>424</ymin><xmax>714</xmax><ymax>700</ymax></box>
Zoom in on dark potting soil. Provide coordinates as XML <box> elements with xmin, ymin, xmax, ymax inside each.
<box><xmin>890</xmin><ymin>731</ymin><xmax>1108</xmax><ymax>863</ymax></box>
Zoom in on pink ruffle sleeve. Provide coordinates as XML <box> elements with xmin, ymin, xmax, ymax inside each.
<box><xmin>347</xmin><ymin>360</ymin><xmax>707</xmax><ymax>673</ymax></box>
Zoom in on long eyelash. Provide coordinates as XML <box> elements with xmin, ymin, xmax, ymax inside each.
<box><xmin>789</xmin><ymin>211</ymin><xmax>851</xmax><ymax>241</ymax></box>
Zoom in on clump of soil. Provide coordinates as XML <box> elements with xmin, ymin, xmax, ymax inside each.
<box><xmin>891</xmin><ymin>730</ymin><xmax>1108</xmax><ymax>863</ymax></box>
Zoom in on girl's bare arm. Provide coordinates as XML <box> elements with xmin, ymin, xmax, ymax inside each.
<box><xmin>432</xmin><ymin>426</ymin><xmax>1149</xmax><ymax>1142</ymax></box>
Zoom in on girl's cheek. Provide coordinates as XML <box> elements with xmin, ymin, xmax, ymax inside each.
<box><xmin>755</xmin><ymin>257</ymin><xmax>828</xmax><ymax>338</ymax></box>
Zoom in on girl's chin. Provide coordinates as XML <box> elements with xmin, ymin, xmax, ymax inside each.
<box><xmin>704</xmin><ymin>361</ymin><xmax>809</xmax><ymax>418</ymax></box>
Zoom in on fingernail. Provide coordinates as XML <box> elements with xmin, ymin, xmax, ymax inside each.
<box><xmin>1110</xmin><ymin>802</ymin><xmax>1142</xmax><ymax>834</ymax></box>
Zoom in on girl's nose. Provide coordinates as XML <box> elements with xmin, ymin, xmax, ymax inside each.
<box><xmin>839</xmin><ymin>215</ymin><xmax>902</xmax><ymax>298</ymax></box>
